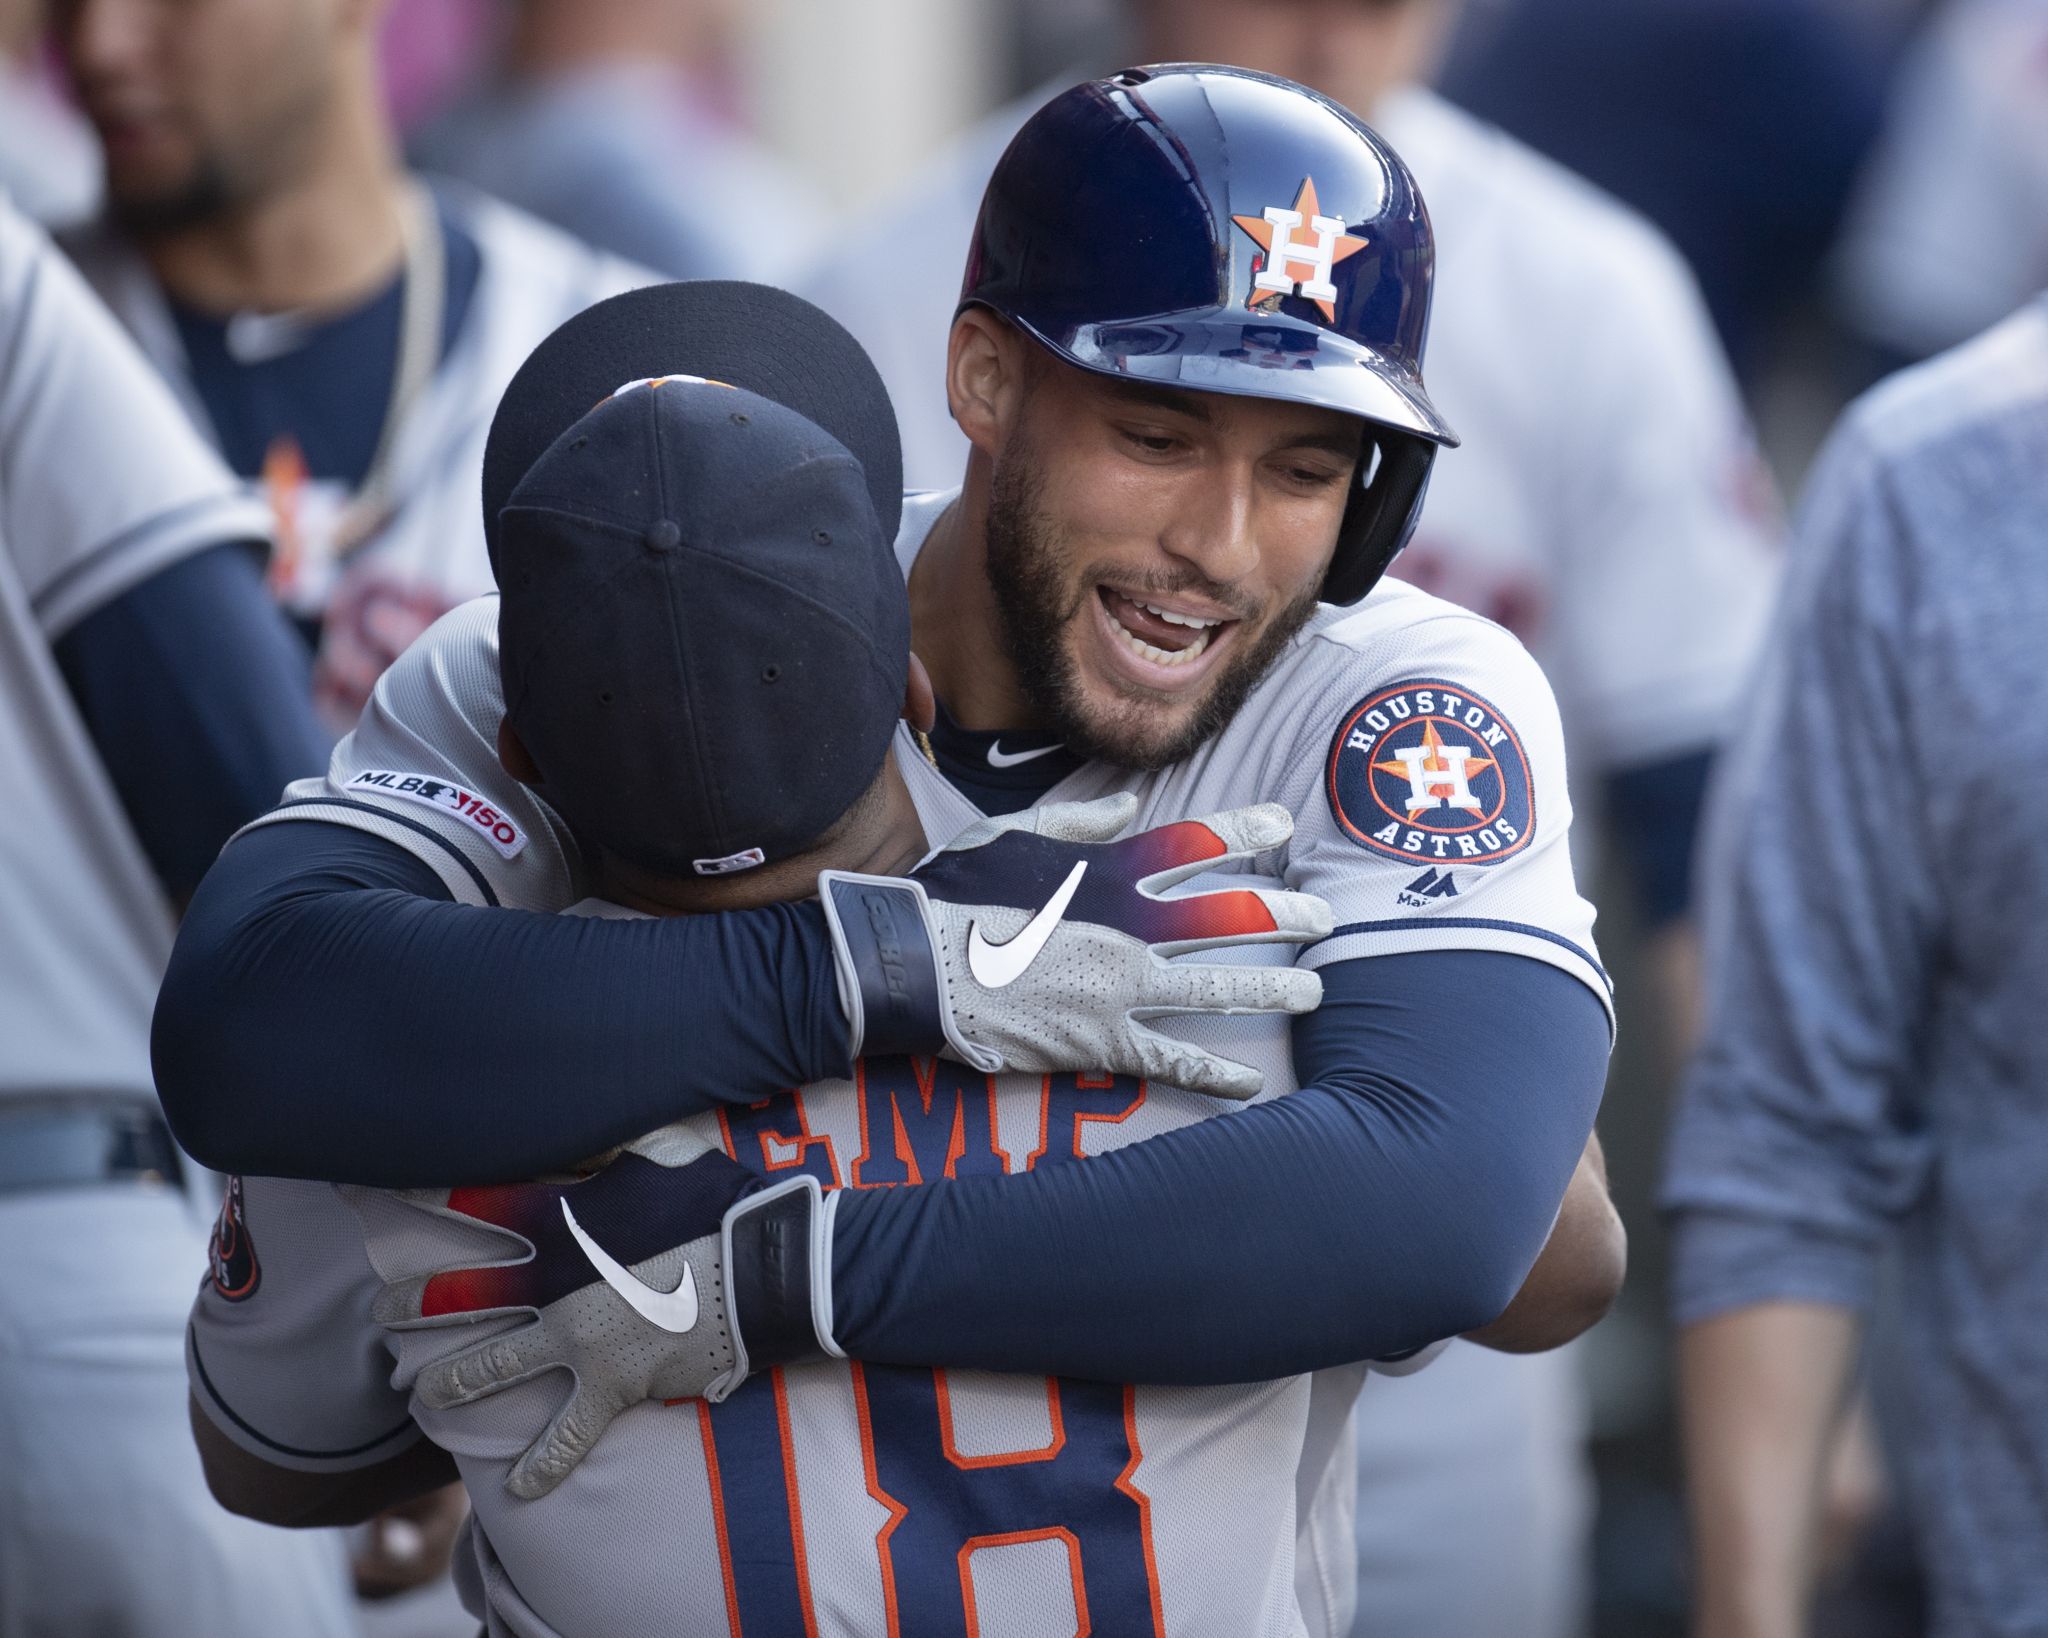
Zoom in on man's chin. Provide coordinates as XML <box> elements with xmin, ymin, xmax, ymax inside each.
<box><xmin>106</xmin><ymin>168</ymin><xmax>232</xmax><ymax>237</ymax></box>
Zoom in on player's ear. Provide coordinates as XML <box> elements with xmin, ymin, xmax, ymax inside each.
<box><xmin>902</xmin><ymin>652</ymin><xmax>936</xmax><ymax>734</ymax></box>
<box><xmin>946</xmin><ymin>309</ymin><xmax>1024</xmax><ymax>457</ymax></box>
<box><xmin>497</xmin><ymin>718</ymin><xmax>543</xmax><ymax>789</ymax></box>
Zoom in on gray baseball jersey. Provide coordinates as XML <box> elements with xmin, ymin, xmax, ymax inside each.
<box><xmin>194</xmin><ymin>516</ymin><xmax>1608</xmax><ymax>1635</ymax></box>
<box><xmin>0</xmin><ymin>195</ymin><xmax>271</xmax><ymax>1104</ymax></box>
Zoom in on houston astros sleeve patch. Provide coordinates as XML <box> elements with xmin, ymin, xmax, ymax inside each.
<box><xmin>1326</xmin><ymin>678</ymin><xmax>1536</xmax><ymax>866</ymax></box>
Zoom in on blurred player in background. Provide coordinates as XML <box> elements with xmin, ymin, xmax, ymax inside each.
<box><xmin>411</xmin><ymin>0</ymin><xmax>825</xmax><ymax>280</ymax></box>
<box><xmin>1666</xmin><ymin>292</ymin><xmax>2048</xmax><ymax>1638</ymax></box>
<box><xmin>0</xmin><ymin>195</ymin><xmax>349</xmax><ymax>1636</ymax></box>
<box><xmin>1830</xmin><ymin>0</ymin><xmax>2048</xmax><ymax>368</ymax></box>
<box><xmin>796</xmin><ymin>3</ymin><xmax>1780</xmax><ymax>1633</ymax></box>
<box><xmin>48</xmin><ymin>0</ymin><xmax>650</xmax><ymax>728</ymax></box>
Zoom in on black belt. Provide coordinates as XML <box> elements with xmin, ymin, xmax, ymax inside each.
<box><xmin>0</xmin><ymin>1096</ymin><xmax>186</xmax><ymax>1192</ymax></box>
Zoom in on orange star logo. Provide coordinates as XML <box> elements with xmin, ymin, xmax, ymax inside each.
<box><xmin>1373</xmin><ymin>719</ymin><xmax>1496</xmax><ymax>807</ymax></box>
<box><xmin>1232</xmin><ymin>177</ymin><xmax>1369</xmax><ymax>323</ymax></box>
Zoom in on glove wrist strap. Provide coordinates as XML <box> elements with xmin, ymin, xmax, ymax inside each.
<box><xmin>725</xmin><ymin>1177</ymin><xmax>843</xmax><ymax>1384</ymax></box>
<box><xmin>818</xmin><ymin>872</ymin><xmax>948</xmax><ymax>1059</ymax></box>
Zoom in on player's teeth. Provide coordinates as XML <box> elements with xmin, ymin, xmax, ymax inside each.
<box><xmin>1139</xmin><ymin>601</ymin><xmax>1219</xmax><ymax>629</ymax></box>
<box><xmin>1113</xmin><ymin>618</ymin><xmax>1211</xmax><ymax>666</ymax></box>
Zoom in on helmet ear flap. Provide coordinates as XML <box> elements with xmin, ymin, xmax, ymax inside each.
<box><xmin>1321</xmin><ymin>434</ymin><xmax>1437</xmax><ymax>606</ymax></box>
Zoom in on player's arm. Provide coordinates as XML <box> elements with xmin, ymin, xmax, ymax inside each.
<box><xmin>55</xmin><ymin>542</ymin><xmax>333</xmax><ymax>904</ymax></box>
<box><xmin>1664</xmin><ymin>413</ymin><xmax>1935</xmax><ymax>1638</ymax></box>
<box><xmin>1464</xmin><ymin>1129</ymin><xmax>1625</xmax><ymax>1354</ymax></box>
<box><xmin>829</xmin><ymin>947</ymin><xmax>1609</xmax><ymax>1378</ymax></box>
<box><xmin>186</xmin><ymin>1176</ymin><xmax>436</xmax><ymax>1523</ymax></box>
<box><xmin>156</xmin><ymin>821</ymin><xmax>853</xmax><ymax>1181</ymax></box>
<box><xmin>157</xmin><ymin>787</ymin><xmax>1320</xmax><ymax>1182</ymax></box>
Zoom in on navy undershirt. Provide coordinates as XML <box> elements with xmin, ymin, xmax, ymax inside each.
<box><xmin>172</xmin><ymin>194</ymin><xmax>481</xmax><ymax>487</ymax></box>
<box><xmin>923</xmin><ymin>701</ymin><xmax>1081</xmax><ymax>815</ymax></box>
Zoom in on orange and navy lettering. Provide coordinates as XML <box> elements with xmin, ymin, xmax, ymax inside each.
<box><xmin>699</xmin><ymin>1060</ymin><xmax>1165</xmax><ymax>1636</ymax></box>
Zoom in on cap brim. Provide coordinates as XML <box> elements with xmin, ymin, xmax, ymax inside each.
<box><xmin>1018</xmin><ymin>307</ymin><xmax>1459</xmax><ymax>448</ymax></box>
<box><xmin>483</xmin><ymin>282</ymin><xmax>905</xmax><ymax>571</ymax></box>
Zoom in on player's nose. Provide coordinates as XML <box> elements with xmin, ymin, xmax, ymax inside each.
<box><xmin>1157</xmin><ymin>465</ymin><xmax>1261</xmax><ymax>589</ymax></box>
<box><xmin>54</xmin><ymin>0</ymin><xmax>157</xmax><ymax>87</ymax></box>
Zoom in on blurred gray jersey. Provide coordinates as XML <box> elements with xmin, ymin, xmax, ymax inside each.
<box><xmin>0</xmin><ymin>198</ymin><xmax>270</xmax><ymax>1102</ymax></box>
<box><xmin>199</xmin><ymin>538</ymin><xmax>1605</xmax><ymax>1633</ymax></box>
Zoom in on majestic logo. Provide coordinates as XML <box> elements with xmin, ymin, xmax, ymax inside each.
<box><xmin>207</xmin><ymin>1176</ymin><xmax>260</xmax><ymax>1301</ymax></box>
<box><xmin>986</xmin><ymin>739</ymin><xmax>1063</xmax><ymax>770</ymax></box>
<box><xmin>1398</xmin><ymin>868</ymin><xmax>1461</xmax><ymax>907</ymax></box>
<box><xmin>1232</xmin><ymin>177</ymin><xmax>1369</xmax><ymax>323</ymax></box>
<box><xmin>967</xmin><ymin>861</ymin><xmax>1088</xmax><ymax>988</ymax></box>
<box><xmin>1328</xmin><ymin>680</ymin><xmax>1535</xmax><ymax>866</ymax></box>
<box><xmin>563</xmin><ymin>1199</ymin><xmax>700</xmax><ymax>1333</ymax></box>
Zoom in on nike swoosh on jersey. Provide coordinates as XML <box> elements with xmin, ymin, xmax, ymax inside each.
<box><xmin>562</xmin><ymin>1199</ymin><xmax>699</xmax><ymax>1334</ymax></box>
<box><xmin>986</xmin><ymin>740</ymin><xmax>1063</xmax><ymax>769</ymax></box>
<box><xmin>966</xmin><ymin>861</ymin><xmax>1088</xmax><ymax>988</ymax></box>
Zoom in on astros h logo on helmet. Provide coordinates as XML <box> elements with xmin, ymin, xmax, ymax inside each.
<box><xmin>1233</xmin><ymin>177</ymin><xmax>1369</xmax><ymax>322</ymax></box>
<box><xmin>1327</xmin><ymin>679</ymin><xmax>1536</xmax><ymax>866</ymax></box>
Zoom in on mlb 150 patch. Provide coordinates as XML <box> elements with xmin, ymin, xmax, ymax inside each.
<box><xmin>1327</xmin><ymin>679</ymin><xmax>1535</xmax><ymax>866</ymax></box>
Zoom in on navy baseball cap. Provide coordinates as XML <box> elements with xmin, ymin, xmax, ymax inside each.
<box><xmin>496</xmin><ymin>374</ymin><xmax>911</xmax><ymax>879</ymax></box>
<box><xmin>483</xmin><ymin>281</ymin><xmax>904</xmax><ymax>572</ymax></box>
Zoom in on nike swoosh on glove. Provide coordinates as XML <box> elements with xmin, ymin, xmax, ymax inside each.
<box><xmin>361</xmin><ymin>1123</ymin><xmax>838</xmax><ymax>1500</ymax></box>
<box><xmin>820</xmin><ymin>795</ymin><xmax>1331</xmax><ymax>1100</ymax></box>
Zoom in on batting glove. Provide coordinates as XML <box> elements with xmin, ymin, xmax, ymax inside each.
<box><xmin>365</xmin><ymin>1123</ymin><xmax>837</xmax><ymax>1500</ymax></box>
<box><xmin>820</xmin><ymin>795</ymin><xmax>1332</xmax><ymax>1100</ymax></box>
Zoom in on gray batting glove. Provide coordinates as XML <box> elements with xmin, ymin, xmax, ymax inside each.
<box><xmin>820</xmin><ymin>795</ymin><xmax>1331</xmax><ymax>1100</ymax></box>
<box><xmin>364</xmin><ymin>1123</ymin><xmax>838</xmax><ymax>1500</ymax></box>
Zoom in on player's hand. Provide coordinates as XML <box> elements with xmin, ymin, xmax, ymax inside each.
<box><xmin>351</xmin><ymin>1483</ymin><xmax>468</xmax><ymax>1600</ymax></box>
<box><xmin>366</xmin><ymin>1127</ymin><xmax>837</xmax><ymax>1500</ymax></box>
<box><xmin>820</xmin><ymin>794</ymin><xmax>1330</xmax><ymax>1100</ymax></box>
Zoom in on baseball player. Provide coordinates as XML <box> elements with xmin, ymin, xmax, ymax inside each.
<box><xmin>159</xmin><ymin>70</ymin><xmax>1621</xmax><ymax>1632</ymax></box>
<box><xmin>47</xmin><ymin>0</ymin><xmax>652</xmax><ymax>726</ymax></box>
<box><xmin>0</xmin><ymin>196</ymin><xmax>349</xmax><ymax>1634</ymax></box>
<box><xmin>794</xmin><ymin>4</ymin><xmax>1782</xmax><ymax>1630</ymax></box>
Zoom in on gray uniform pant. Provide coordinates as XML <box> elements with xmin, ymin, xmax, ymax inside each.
<box><xmin>0</xmin><ymin>1183</ymin><xmax>358</xmax><ymax>1637</ymax></box>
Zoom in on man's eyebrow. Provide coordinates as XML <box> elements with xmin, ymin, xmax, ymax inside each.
<box><xmin>1097</xmin><ymin>377</ymin><xmax>1216</xmax><ymax>422</ymax></box>
<box><xmin>1280</xmin><ymin>427</ymin><xmax>1369</xmax><ymax>460</ymax></box>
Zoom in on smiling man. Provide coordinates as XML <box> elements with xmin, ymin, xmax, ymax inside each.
<box><xmin>157</xmin><ymin>68</ymin><xmax>1619</xmax><ymax>1635</ymax></box>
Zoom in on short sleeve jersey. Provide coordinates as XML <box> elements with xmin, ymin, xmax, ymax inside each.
<box><xmin>0</xmin><ymin>197</ymin><xmax>272</xmax><ymax>1101</ymax></box>
<box><xmin>207</xmin><ymin>522</ymin><xmax>1606</xmax><ymax>1635</ymax></box>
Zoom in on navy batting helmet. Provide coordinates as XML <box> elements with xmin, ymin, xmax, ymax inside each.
<box><xmin>960</xmin><ymin>63</ymin><xmax>1457</xmax><ymax>606</ymax></box>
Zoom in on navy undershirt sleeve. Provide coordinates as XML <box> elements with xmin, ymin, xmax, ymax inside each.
<box><xmin>1603</xmin><ymin>748</ymin><xmax>1714</xmax><ymax>929</ymax></box>
<box><xmin>829</xmin><ymin>950</ymin><xmax>1609</xmax><ymax>1381</ymax></box>
<box><xmin>153</xmin><ymin>821</ymin><xmax>852</xmax><ymax>1183</ymax></box>
<box><xmin>53</xmin><ymin>541</ymin><xmax>333</xmax><ymax>903</ymax></box>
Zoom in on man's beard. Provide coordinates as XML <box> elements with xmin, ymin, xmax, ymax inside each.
<box><xmin>985</xmin><ymin>455</ymin><xmax>1322</xmax><ymax>772</ymax></box>
<box><xmin>107</xmin><ymin>155</ymin><xmax>238</xmax><ymax>238</ymax></box>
